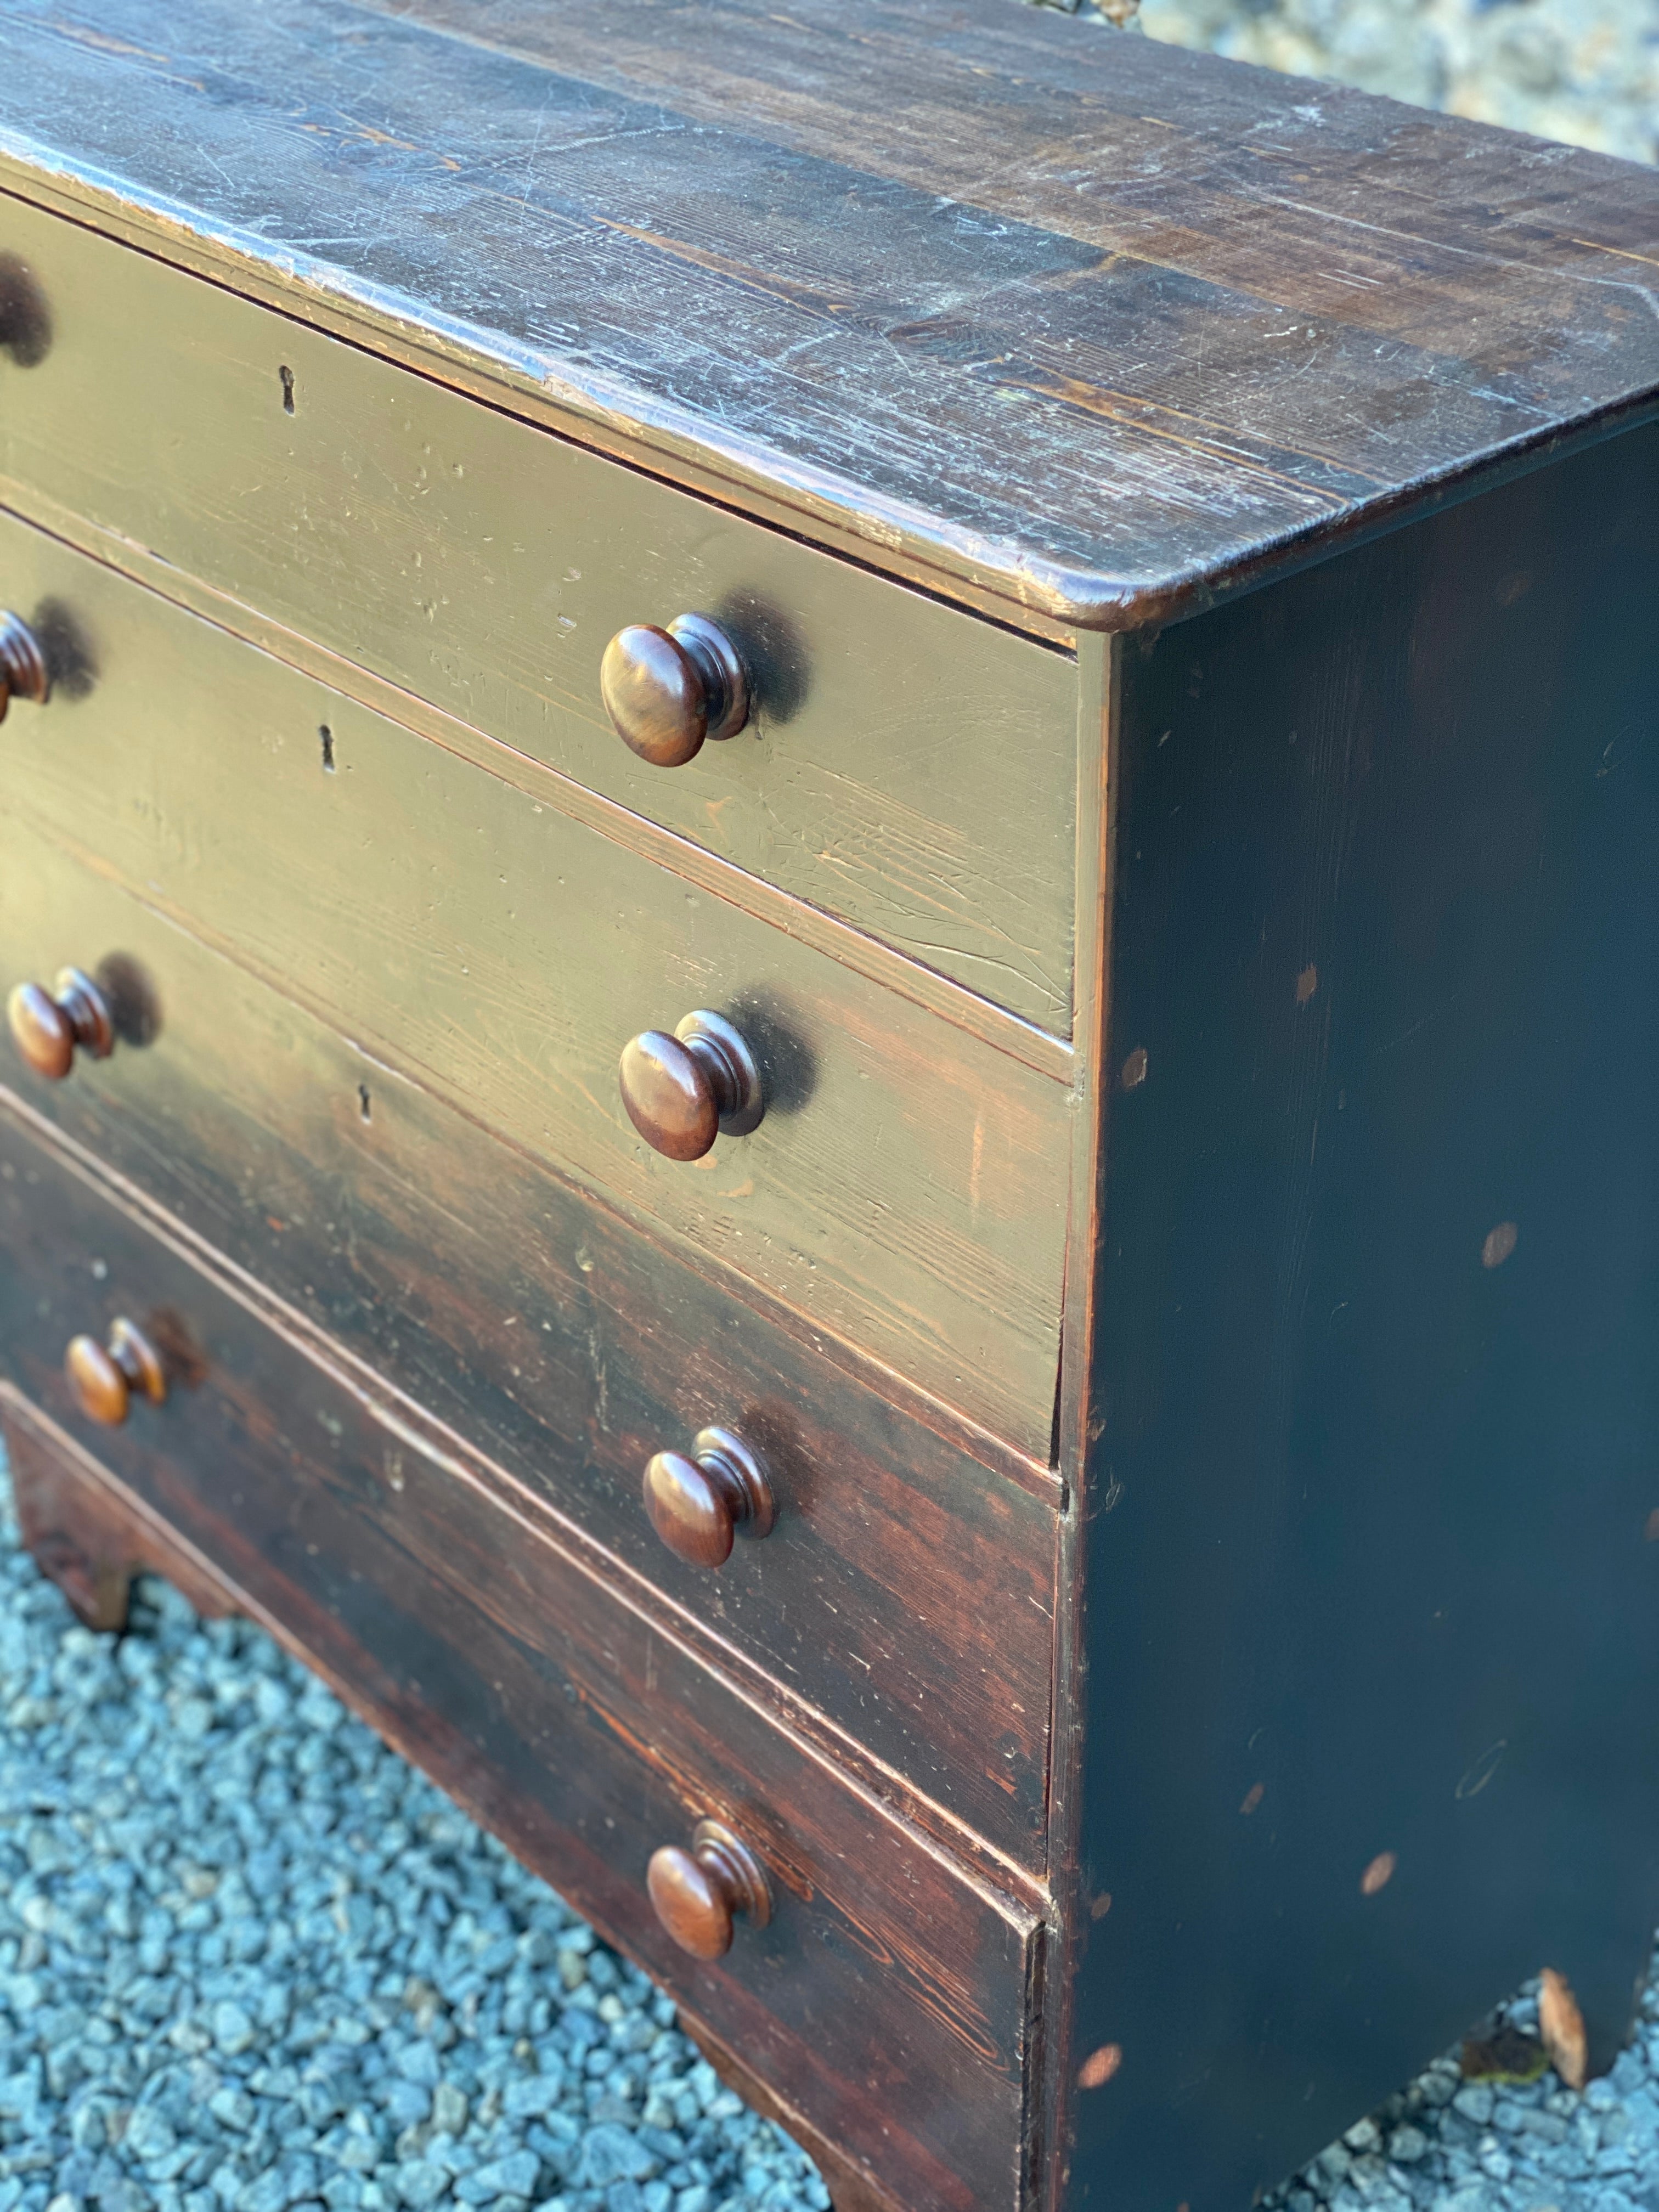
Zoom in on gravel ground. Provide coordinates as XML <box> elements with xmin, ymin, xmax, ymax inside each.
<box><xmin>1266</xmin><ymin>2002</ymin><xmax>1659</xmax><ymax>2212</ymax></box>
<box><xmin>4</xmin><ymin>1449</ymin><xmax>1659</xmax><ymax>2212</ymax></box>
<box><xmin>1035</xmin><ymin>0</ymin><xmax>1659</xmax><ymax>164</ymax></box>
<box><xmin>0</xmin><ymin>1457</ymin><xmax>828</xmax><ymax>2212</ymax></box>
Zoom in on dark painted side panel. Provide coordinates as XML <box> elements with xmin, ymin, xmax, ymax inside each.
<box><xmin>1069</xmin><ymin>420</ymin><xmax>1659</xmax><ymax>2207</ymax></box>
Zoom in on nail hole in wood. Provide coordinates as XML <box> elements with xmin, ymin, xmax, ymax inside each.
<box><xmin>358</xmin><ymin>1084</ymin><xmax>372</xmax><ymax>1124</ymax></box>
<box><xmin>319</xmin><ymin>725</ymin><xmax>335</xmax><ymax>772</ymax></box>
<box><xmin>280</xmin><ymin>364</ymin><xmax>296</xmax><ymax>415</ymax></box>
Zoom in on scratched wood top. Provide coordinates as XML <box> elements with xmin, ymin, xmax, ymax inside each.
<box><xmin>1</xmin><ymin>0</ymin><xmax>1657</xmax><ymax>633</ymax></box>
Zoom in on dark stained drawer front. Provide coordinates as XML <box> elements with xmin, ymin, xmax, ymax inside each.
<box><xmin>0</xmin><ymin>845</ymin><xmax>1058</xmax><ymax>1867</ymax></box>
<box><xmin>0</xmin><ymin>1106</ymin><xmax>1040</xmax><ymax>2212</ymax></box>
<box><xmin>0</xmin><ymin>192</ymin><xmax>1078</xmax><ymax>1032</ymax></box>
<box><xmin>0</xmin><ymin>507</ymin><xmax>1070</xmax><ymax>1455</ymax></box>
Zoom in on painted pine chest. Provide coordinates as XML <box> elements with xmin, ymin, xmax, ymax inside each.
<box><xmin>2</xmin><ymin>3</ymin><xmax>1658</xmax><ymax>2204</ymax></box>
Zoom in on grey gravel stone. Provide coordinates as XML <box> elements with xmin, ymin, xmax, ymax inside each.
<box><xmin>1031</xmin><ymin>0</ymin><xmax>1659</xmax><ymax>165</ymax></box>
<box><xmin>213</xmin><ymin>2001</ymin><xmax>259</xmax><ymax>2056</ymax></box>
<box><xmin>573</xmin><ymin>2123</ymin><xmax>659</xmax><ymax>2188</ymax></box>
<box><xmin>455</xmin><ymin>2148</ymin><xmax>541</xmax><ymax>2202</ymax></box>
<box><xmin>0</xmin><ymin>1455</ymin><xmax>831</xmax><ymax>2212</ymax></box>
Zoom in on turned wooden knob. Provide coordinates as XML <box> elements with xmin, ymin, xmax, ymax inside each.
<box><xmin>619</xmin><ymin>1008</ymin><xmax>763</xmax><ymax>1161</ymax></box>
<box><xmin>0</xmin><ymin>610</ymin><xmax>48</xmax><ymax>725</ymax></box>
<box><xmin>600</xmin><ymin>614</ymin><xmax>749</xmax><ymax>766</ymax></box>
<box><xmin>7</xmin><ymin>967</ymin><xmax>114</xmax><ymax>1081</ymax></box>
<box><xmin>644</xmin><ymin>1427</ymin><xmax>775</xmax><ymax>1568</ymax></box>
<box><xmin>65</xmin><ymin>1317</ymin><xmax>167</xmax><ymax>1427</ymax></box>
<box><xmin>647</xmin><ymin>1817</ymin><xmax>772</xmax><ymax>1960</ymax></box>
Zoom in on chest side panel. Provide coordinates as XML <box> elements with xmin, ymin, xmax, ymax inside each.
<box><xmin>1067</xmin><ymin>420</ymin><xmax>1659</xmax><ymax>2208</ymax></box>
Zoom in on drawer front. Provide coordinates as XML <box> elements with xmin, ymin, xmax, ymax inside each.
<box><xmin>0</xmin><ymin>192</ymin><xmax>1077</xmax><ymax>1032</ymax></box>
<box><xmin>0</xmin><ymin>509</ymin><xmax>1070</xmax><ymax>1454</ymax></box>
<box><xmin>0</xmin><ymin>847</ymin><xmax>1058</xmax><ymax>1867</ymax></box>
<box><xmin>0</xmin><ymin>1107</ymin><xmax>1038</xmax><ymax>2212</ymax></box>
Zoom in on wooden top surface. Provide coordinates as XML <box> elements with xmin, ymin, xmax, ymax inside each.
<box><xmin>1</xmin><ymin>0</ymin><xmax>1657</xmax><ymax>633</ymax></box>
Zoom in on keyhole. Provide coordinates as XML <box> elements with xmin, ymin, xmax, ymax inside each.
<box><xmin>358</xmin><ymin>1084</ymin><xmax>372</xmax><ymax>1124</ymax></box>
<box><xmin>279</xmin><ymin>365</ymin><xmax>296</xmax><ymax>415</ymax></box>
<box><xmin>319</xmin><ymin>725</ymin><xmax>335</xmax><ymax>772</ymax></box>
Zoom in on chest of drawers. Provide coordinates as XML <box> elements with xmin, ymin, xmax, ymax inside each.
<box><xmin>2</xmin><ymin>2</ymin><xmax>1658</xmax><ymax>2206</ymax></box>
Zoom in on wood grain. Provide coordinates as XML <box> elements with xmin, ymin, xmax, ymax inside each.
<box><xmin>3</xmin><ymin>1385</ymin><xmax>237</xmax><ymax>1630</ymax></box>
<box><xmin>0</xmin><ymin>1109</ymin><xmax>1041</xmax><ymax>2212</ymax></box>
<box><xmin>0</xmin><ymin>191</ymin><xmax>1078</xmax><ymax>1030</ymax></box>
<box><xmin>0</xmin><ymin>461</ymin><xmax>1074</xmax><ymax>1087</ymax></box>
<box><xmin>0</xmin><ymin>842</ymin><xmax>1060</xmax><ymax>1872</ymax></box>
<box><xmin>679</xmin><ymin>2012</ymin><xmax>907</xmax><ymax>2212</ymax></box>
<box><xmin>0</xmin><ymin>0</ymin><xmax>1655</xmax><ymax>631</ymax></box>
<box><xmin>0</xmin><ymin>507</ymin><xmax>1071</xmax><ymax>1455</ymax></box>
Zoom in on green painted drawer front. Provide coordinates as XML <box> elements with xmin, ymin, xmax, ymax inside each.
<box><xmin>0</xmin><ymin>847</ymin><xmax>1059</xmax><ymax>1865</ymax></box>
<box><xmin>0</xmin><ymin>194</ymin><xmax>1077</xmax><ymax>1032</ymax></box>
<box><xmin>0</xmin><ymin>1125</ymin><xmax>1036</xmax><ymax>2212</ymax></box>
<box><xmin>0</xmin><ymin>510</ymin><xmax>1069</xmax><ymax>1455</ymax></box>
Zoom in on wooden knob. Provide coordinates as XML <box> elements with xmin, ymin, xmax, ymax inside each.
<box><xmin>647</xmin><ymin>1817</ymin><xmax>772</xmax><ymax>1960</ymax></box>
<box><xmin>0</xmin><ymin>610</ymin><xmax>48</xmax><ymax>725</ymax></box>
<box><xmin>7</xmin><ymin>968</ymin><xmax>114</xmax><ymax>1081</ymax></box>
<box><xmin>644</xmin><ymin>1426</ymin><xmax>775</xmax><ymax>1568</ymax></box>
<box><xmin>65</xmin><ymin>1317</ymin><xmax>167</xmax><ymax>1427</ymax></box>
<box><xmin>619</xmin><ymin>1009</ymin><xmax>763</xmax><ymax>1161</ymax></box>
<box><xmin>600</xmin><ymin>613</ymin><xmax>748</xmax><ymax>766</ymax></box>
